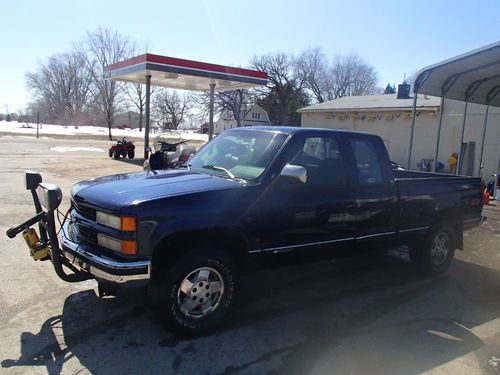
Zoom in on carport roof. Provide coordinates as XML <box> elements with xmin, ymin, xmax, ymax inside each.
<box><xmin>104</xmin><ymin>53</ymin><xmax>268</xmax><ymax>92</ymax></box>
<box><xmin>414</xmin><ymin>41</ymin><xmax>500</xmax><ymax>107</ymax></box>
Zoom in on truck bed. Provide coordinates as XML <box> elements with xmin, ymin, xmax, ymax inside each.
<box><xmin>394</xmin><ymin>170</ymin><xmax>483</xmax><ymax>238</ymax></box>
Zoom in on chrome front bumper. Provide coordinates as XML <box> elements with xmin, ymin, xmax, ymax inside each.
<box><xmin>59</xmin><ymin>221</ymin><xmax>150</xmax><ymax>284</ymax></box>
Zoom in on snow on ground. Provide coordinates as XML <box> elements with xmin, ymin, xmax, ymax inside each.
<box><xmin>0</xmin><ymin>121</ymin><xmax>208</xmax><ymax>142</ymax></box>
<box><xmin>51</xmin><ymin>146</ymin><xmax>104</xmax><ymax>153</ymax></box>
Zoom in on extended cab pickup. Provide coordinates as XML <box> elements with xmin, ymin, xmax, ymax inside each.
<box><xmin>7</xmin><ymin>127</ymin><xmax>484</xmax><ymax>334</ymax></box>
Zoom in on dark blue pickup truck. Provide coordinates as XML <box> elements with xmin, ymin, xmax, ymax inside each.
<box><xmin>7</xmin><ymin>127</ymin><xmax>484</xmax><ymax>334</ymax></box>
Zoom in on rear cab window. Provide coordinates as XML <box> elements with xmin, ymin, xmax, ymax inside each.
<box><xmin>350</xmin><ymin>138</ymin><xmax>384</xmax><ymax>185</ymax></box>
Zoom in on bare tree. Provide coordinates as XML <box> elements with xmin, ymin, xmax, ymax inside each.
<box><xmin>197</xmin><ymin>89</ymin><xmax>251</xmax><ymax>128</ymax></box>
<box><xmin>153</xmin><ymin>89</ymin><xmax>192</xmax><ymax>130</ymax></box>
<box><xmin>126</xmin><ymin>82</ymin><xmax>158</xmax><ymax>132</ymax></box>
<box><xmin>297</xmin><ymin>47</ymin><xmax>329</xmax><ymax>103</ymax></box>
<box><xmin>125</xmin><ymin>42</ymin><xmax>155</xmax><ymax>132</ymax></box>
<box><xmin>250</xmin><ymin>52</ymin><xmax>307</xmax><ymax>125</ymax></box>
<box><xmin>26</xmin><ymin>51</ymin><xmax>93</xmax><ymax>125</ymax></box>
<box><xmin>296</xmin><ymin>50</ymin><xmax>378</xmax><ymax>102</ymax></box>
<box><xmin>81</xmin><ymin>28</ymin><xmax>135</xmax><ymax>140</ymax></box>
<box><xmin>216</xmin><ymin>89</ymin><xmax>249</xmax><ymax>127</ymax></box>
<box><xmin>326</xmin><ymin>54</ymin><xmax>378</xmax><ymax>99</ymax></box>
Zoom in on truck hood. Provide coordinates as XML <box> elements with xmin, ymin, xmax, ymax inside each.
<box><xmin>71</xmin><ymin>169</ymin><xmax>244</xmax><ymax>210</ymax></box>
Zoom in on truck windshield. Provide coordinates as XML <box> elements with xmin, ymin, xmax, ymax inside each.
<box><xmin>189</xmin><ymin>130</ymin><xmax>288</xmax><ymax>180</ymax></box>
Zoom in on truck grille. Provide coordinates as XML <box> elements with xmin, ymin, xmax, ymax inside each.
<box><xmin>76</xmin><ymin>224</ymin><xmax>98</xmax><ymax>245</ymax></box>
<box><xmin>72</xmin><ymin>196</ymin><xmax>97</xmax><ymax>221</ymax></box>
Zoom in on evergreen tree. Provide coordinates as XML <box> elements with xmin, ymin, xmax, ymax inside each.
<box><xmin>384</xmin><ymin>83</ymin><xmax>396</xmax><ymax>94</ymax></box>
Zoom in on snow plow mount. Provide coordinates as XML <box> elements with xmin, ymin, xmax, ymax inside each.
<box><xmin>5</xmin><ymin>170</ymin><xmax>92</xmax><ymax>282</ymax></box>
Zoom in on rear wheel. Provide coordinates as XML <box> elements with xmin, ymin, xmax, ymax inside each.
<box><xmin>152</xmin><ymin>249</ymin><xmax>237</xmax><ymax>335</ymax></box>
<box><xmin>113</xmin><ymin>150</ymin><xmax>120</xmax><ymax>159</ymax></box>
<box><xmin>128</xmin><ymin>150</ymin><xmax>135</xmax><ymax>159</ymax></box>
<box><xmin>108</xmin><ymin>149</ymin><xmax>113</xmax><ymax>157</ymax></box>
<box><xmin>410</xmin><ymin>225</ymin><xmax>456</xmax><ymax>276</ymax></box>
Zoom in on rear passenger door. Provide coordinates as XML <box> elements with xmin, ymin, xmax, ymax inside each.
<box><xmin>348</xmin><ymin>135</ymin><xmax>398</xmax><ymax>241</ymax></box>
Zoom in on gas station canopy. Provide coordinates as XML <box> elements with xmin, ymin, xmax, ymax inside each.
<box><xmin>105</xmin><ymin>53</ymin><xmax>268</xmax><ymax>157</ymax></box>
<box><xmin>104</xmin><ymin>53</ymin><xmax>268</xmax><ymax>92</ymax></box>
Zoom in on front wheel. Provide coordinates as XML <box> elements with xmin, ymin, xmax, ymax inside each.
<box><xmin>410</xmin><ymin>225</ymin><xmax>456</xmax><ymax>276</ymax></box>
<box><xmin>128</xmin><ymin>150</ymin><xmax>135</xmax><ymax>159</ymax></box>
<box><xmin>153</xmin><ymin>249</ymin><xmax>238</xmax><ymax>335</ymax></box>
<box><xmin>113</xmin><ymin>150</ymin><xmax>120</xmax><ymax>159</ymax></box>
<box><xmin>108</xmin><ymin>149</ymin><xmax>113</xmax><ymax>157</ymax></box>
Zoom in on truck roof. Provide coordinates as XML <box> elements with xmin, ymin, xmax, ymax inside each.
<box><xmin>226</xmin><ymin>126</ymin><xmax>379</xmax><ymax>138</ymax></box>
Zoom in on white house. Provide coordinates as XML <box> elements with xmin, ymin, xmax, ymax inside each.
<box><xmin>298</xmin><ymin>91</ymin><xmax>500</xmax><ymax>181</ymax></box>
<box><xmin>214</xmin><ymin>104</ymin><xmax>270</xmax><ymax>134</ymax></box>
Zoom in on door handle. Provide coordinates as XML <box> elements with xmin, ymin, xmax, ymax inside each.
<box><xmin>343</xmin><ymin>199</ymin><xmax>356</xmax><ymax>208</ymax></box>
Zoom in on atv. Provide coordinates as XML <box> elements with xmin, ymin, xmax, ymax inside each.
<box><xmin>109</xmin><ymin>138</ymin><xmax>135</xmax><ymax>159</ymax></box>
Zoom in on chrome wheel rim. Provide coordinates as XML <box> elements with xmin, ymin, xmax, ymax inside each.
<box><xmin>177</xmin><ymin>267</ymin><xmax>225</xmax><ymax>319</ymax></box>
<box><xmin>430</xmin><ymin>232</ymin><xmax>450</xmax><ymax>266</ymax></box>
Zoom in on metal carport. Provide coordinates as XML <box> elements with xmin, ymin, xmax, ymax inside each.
<box><xmin>104</xmin><ymin>54</ymin><xmax>268</xmax><ymax>158</ymax></box>
<box><xmin>408</xmin><ymin>41</ymin><xmax>500</xmax><ymax>176</ymax></box>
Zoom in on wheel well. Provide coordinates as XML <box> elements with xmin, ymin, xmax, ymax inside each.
<box><xmin>150</xmin><ymin>228</ymin><xmax>249</xmax><ymax>284</ymax></box>
<box><xmin>431</xmin><ymin>212</ymin><xmax>463</xmax><ymax>249</ymax></box>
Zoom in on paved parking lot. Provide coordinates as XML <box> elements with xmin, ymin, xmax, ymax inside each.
<box><xmin>1</xmin><ymin>135</ymin><xmax>500</xmax><ymax>374</ymax></box>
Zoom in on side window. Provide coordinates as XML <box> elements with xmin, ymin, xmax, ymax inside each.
<box><xmin>351</xmin><ymin>139</ymin><xmax>383</xmax><ymax>185</ymax></box>
<box><xmin>290</xmin><ymin>136</ymin><xmax>348</xmax><ymax>187</ymax></box>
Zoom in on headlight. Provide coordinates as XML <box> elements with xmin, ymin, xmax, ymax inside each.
<box><xmin>96</xmin><ymin>211</ymin><xmax>136</xmax><ymax>231</ymax></box>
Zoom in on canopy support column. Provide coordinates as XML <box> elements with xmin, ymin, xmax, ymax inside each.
<box><xmin>478</xmin><ymin>105</ymin><xmax>490</xmax><ymax>177</ymax></box>
<box><xmin>456</xmin><ymin>101</ymin><xmax>468</xmax><ymax>175</ymax></box>
<box><xmin>144</xmin><ymin>74</ymin><xmax>151</xmax><ymax>159</ymax></box>
<box><xmin>433</xmin><ymin>97</ymin><xmax>445</xmax><ymax>172</ymax></box>
<box><xmin>407</xmin><ymin>92</ymin><xmax>418</xmax><ymax>169</ymax></box>
<box><xmin>208</xmin><ymin>82</ymin><xmax>216</xmax><ymax>141</ymax></box>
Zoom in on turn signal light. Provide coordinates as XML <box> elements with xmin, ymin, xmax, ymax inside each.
<box><xmin>121</xmin><ymin>240</ymin><xmax>137</xmax><ymax>255</ymax></box>
<box><xmin>121</xmin><ymin>216</ymin><xmax>136</xmax><ymax>232</ymax></box>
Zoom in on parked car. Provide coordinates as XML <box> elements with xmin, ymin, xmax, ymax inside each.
<box><xmin>7</xmin><ymin>127</ymin><xmax>484</xmax><ymax>335</ymax></box>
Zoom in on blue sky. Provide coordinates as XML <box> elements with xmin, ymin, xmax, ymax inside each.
<box><xmin>1</xmin><ymin>0</ymin><xmax>499</xmax><ymax>112</ymax></box>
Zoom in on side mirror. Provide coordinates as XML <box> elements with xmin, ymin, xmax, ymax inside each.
<box><xmin>280</xmin><ymin>164</ymin><xmax>307</xmax><ymax>184</ymax></box>
<box><xmin>25</xmin><ymin>170</ymin><xmax>42</xmax><ymax>190</ymax></box>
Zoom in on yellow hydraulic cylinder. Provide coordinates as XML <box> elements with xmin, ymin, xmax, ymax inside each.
<box><xmin>22</xmin><ymin>228</ymin><xmax>51</xmax><ymax>261</ymax></box>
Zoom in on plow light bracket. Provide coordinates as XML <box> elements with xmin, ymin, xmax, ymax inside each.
<box><xmin>37</xmin><ymin>183</ymin><xmax>62</xmax><ymax>212</ymax></box>
<box><xmin>25</xmin><ymin>170</ymin><xmax>42</xmax><ymax>190</ymax></box>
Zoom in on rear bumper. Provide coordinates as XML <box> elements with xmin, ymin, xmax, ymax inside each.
<box><xmin>59</xmin><ymin>221</ymin><xmax>150</xmax><ymax>284</ymax></box>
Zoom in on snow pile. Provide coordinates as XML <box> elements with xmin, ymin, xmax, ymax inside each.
<box><xmin>0</xmin><ymin>121</ymin><xmax>208</xmax><ymax>142</ymax></box>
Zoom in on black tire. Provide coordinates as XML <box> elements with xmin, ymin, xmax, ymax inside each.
<box><xmin>410</xmin><ymin>225</ymin><xmax>456</xmax><ymax>276</ymax></box>
<box><xmin>108</xmin><ymin>149</ymin><xmax>113</xmax><ymax>158</ymax></box>
<box><xmin>128</xmin><ymin>150</ymin><xmax>135</xmax><ymax>159</ymax></box>
<box><xmin>153</xmin><ymin>249</ymin><xmax>238</xmax><ymax>335</ymax></box>
<box><xmin>113</xmin><ymin>150</ymin><xmax>120</xmax><ymax>159</ymax></box>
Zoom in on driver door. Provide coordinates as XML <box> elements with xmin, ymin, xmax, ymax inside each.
<box><xmin>247</xmin><ymin>133</ymin><xmax>358</xmax><ymax>253</ymax></box>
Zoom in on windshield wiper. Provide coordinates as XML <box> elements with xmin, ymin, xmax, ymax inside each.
<box><xmin>202</xmin><ymin>164</ymin><xmax>235</xmax><ymax>179</ymax></box>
